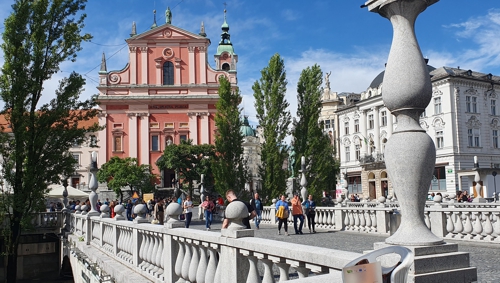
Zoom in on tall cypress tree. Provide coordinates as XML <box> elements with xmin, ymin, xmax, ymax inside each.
<box><xmin>293</xmin><ymin>65</ymin><xmax>339</xmax><ymax>199</ymax></box>
<box><xmin>212</xmin><ymin>76</ymin><xmax>245</xmax><ymax>197</ymax></box>
<box><xmin>253</xmin><ymin>54</ymin><xmax>291</xmax><ymax>201</ymax></box>
<box><xmin>0</xmin><ymin>1</ymin><xmax>99</xmax><ymax>281</ymax></box>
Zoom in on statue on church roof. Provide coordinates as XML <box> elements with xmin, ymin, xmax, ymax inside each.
<box><xmin>166</xmin><ymin>7</ymin><xmax>172</xmax><ymax>24</ymax></box>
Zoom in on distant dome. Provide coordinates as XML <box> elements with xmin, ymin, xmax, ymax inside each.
<box><xmin>369</xmin><ymin>64</ymin><xmax>436</xmax><ymax>89</ymax></box>
<box><xmin>240</xmin><ymin>116</ymin><xmax>255</xmax><ymax>137</ymax></box>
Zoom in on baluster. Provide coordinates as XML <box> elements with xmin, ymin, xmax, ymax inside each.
<box><xmin>445</xmin><ymin>211</ymin><xmax>454</xmax><ymax>238</ymax></box>
<box><xmin>181</xmin><ymin>240</ymin><xmax>193</xmax><ymax>280</ymax></box>
<box><xmin>315</xmin><ymin>210</ymin><xmax>321</xmax><ymax>228</ymax></box>
<box><xmin>259</xmin><ymin>258</ymin><xmax>274</xmax><ymax>283</ymax></box>
<box><xmin>212</xmin><ymin>245</ymin><xmax>221</xmax><ymax>283</ymax></box>
<box><xmin>326</xmin><ymin>210</ymin><xmax>332</xmax><ymax>229</ymax></box>
<box><xmin>149</xmin><ymin>236</ymin><xmax>159</xmax><ymax>273</ymax></box>
<box><xmin>275</xmin><ymin>261</ymin><xmax>290</xmax><ymax>281</ymax></box>
<box><xmin>189</xmin><ymin>241</ymin><xmax>200</xmax><ymax>282</ymax></box>
<box><xmin>348</xmin><ymin>211</ymin><xmax>354</xmax><ymax>231</ymax></box>
<box><xmin>196</xmin><ymin>244</ymin><xmax>208</xmax><ymax>283</ymax></box>
<box><xmin>463</xmin><ymin>212</ymin><xmax>473</xmax><ymax>240</ymax></box>
<box><xmin>482</xmin><ymin>212</ymin><xmax>494</xmax><ymax>241</ymax></box>
<box><xmin>293</xmin><ymin>263</ymin><xmax>311</xmax><ymax>278</ymax></box>
<box><xmin>158</xmin><ymin>239</ymin><xmax>165</xmax><ymax>277</ymax></box>
<box><xmin>371</xmin><ymin>211</ymin><xmax>377</xmax><ymax>233</ymax></box>
<box><xmin>174</xmin><ymin>238</ymin><xmax>186</xmax><ymax>283</ymax></box>
<box><xmin>359</xmin><ymin>210</ymin><xmax>366</xmax><ymax>232</ymax></box>
<box><xmin>493</xmin><ymin>212</ymin><xmax>500</xmax><ymax>242</ymax></box>
<box><xmin>473</xmin><ymin>211</ymin><xmax>484</xmax><ymax>240</ymax></box>
<box><xmin>343</xmin><ymin>209</ymin><xmax>349</xmax><ymax>230</ymax></box>
<box><xmin>424</xmin><ymin>211</ymin><xmax>431</xmax><ymax>229</ymax></box>
<box><xmin>354</xmin><ymin>210</ymin><xmax>360</xmax><ymax>231</ymax></box>
<box><xmin>205</xmin><ymin>244</ymin><xmax>218</xmax><ymax>283</ymax></box>
<box><xmin>140</xmin><ymin>233</ymin><xmax>150</xmax><ymax>269</ymax></box>
<box><xmin>329</xmin><ymin>210</ymin><xmax>335</xmax><ymax>228</ymax></box>
<box><xmin>365</xmin><ymin>210</ymin><xmax>372</xmax><ymax>232</ymax></box>
<box><xmin>453</xmin><ymin>211</ymin><xmax>464</xmax><ymax>239</ymax></box>
<box><xmin>240</xmin><ymin>250</ymin><xmax>259</xmax><ymax>283</ymax></box>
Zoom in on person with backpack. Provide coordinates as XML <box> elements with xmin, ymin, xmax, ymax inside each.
<box><xmin>275</xmin><ymin>195</ymin><xmax>290</xmax><ymax>236</ymax></box>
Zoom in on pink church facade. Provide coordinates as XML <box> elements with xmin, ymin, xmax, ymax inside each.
<box><xmin>96</xmin><ymin>9</ymin><xmax>238</xmax><ymax>187</ymax></box>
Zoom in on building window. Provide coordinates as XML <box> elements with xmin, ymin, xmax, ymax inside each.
<box><xmin>466</xmin><ymin>96</ymin><xmax>471</xmax><ymax>113</ymax></box>
<box><xmin>325</xmin><ymin>119</ymin><xmax>330</xmax><ymax>129</ymax></box>
<box><xmin>113</xmin><ymin>136</ymin><xmax>123</xmax><ymax>152</ymax></box>
<box><xmin>492</xmin><ymin>100</ymin><xmax>497</xmax><ymax>115</ymax></box>
<box><xmin>330</xmin><ymin>119</ymin><xmax>335</xmax><ymax>130</ymax></box>
<box><xmin>151</xmin><ymin>135</ymin><xmax>159</xmax><ymax>151</ymax></box>
<box><xmin>354</xmin><ymin>119</ymin><xmax>359</xmax><ymax>133</ymax></box>
<box><xmin>434</xmin><ymin>97</ymin><xmax>442</xmax><ymax>114</ymax></box>
<box><xmin>348</xmin><ymin>176</ymin><xmax>362</xmax><ymax>194</ymax></box>
<box><xmin>179</xmin><ymin>122</ymin><xmax>189</xmax><ymax>128</ymax></box>
<box><xmin>163</xmin><ymin>61</ymin><xmax>174</xmax><ymax>85</ymax></box>
<box><xmin>430</xmin><ymin>167</ymin><xmax>446</xmax><ymax>191</ymax></box>
<box><xmin>436</xmin><ymin>131</ymin><xmax>444</xmax><ymax>149</ymax></box>
<box><xmin>355</xmin><ymin>144</ymin><xmax>360</xmax><ymax>160</ymax></box>
<box><xmin>90</xmin><ymin>135</ymin><xmax>97</xmax><ymax>147</ymax></box>
<box><xmin>420</xmin><ymin>110</ymin><xmax>426</xmax><ymax>118</ymax></box>
<box><xmin>494</xmin><ymin>130</ymin><xmax>499</xmax><ymax>149</ymax></box>
<box><xmin>472</xmin><ymin>97</ymin><xmax>477</xmax><ymax>113</ymax></box>
<box><xmin>164</xmin><ymin>122</ymin><xmax>174</xmax><ymax>128</ymax></box>
<box><xmin>345</xmin><ymin>146</ymin><xmax>350</xmax><ymax>162</ymax></box>
<box><xmin>368</xmin><ymin>114</ymin><xmax>374</xmax><ymax>129</ymax></box>
<box><xmin>180</xmin><ymin>134</ymin><xmax>188</xmax><ymax>141</ymax></box>
<box><xmin>150</xmin><ymin>122</ymin><xmax>159</xmax><ymax>128</ymax></box>
<box><xmin>344</xmin><ymin>122</ymin><xmax>349</xmax><ymax>135</ymax></box>
<box><xmin>468</xmin><ymin>129</ymin><xmax>480</xmax><ymax>147</ymax></box>
<box><xmin>381</xmin><ymin>111</ymin><xmax>387</xmax><ymax>126</ymax></box>
<box><xmin>72</xmin><ymin>154</ymin><xmax>80</xmax><ymax>167</ymax></box>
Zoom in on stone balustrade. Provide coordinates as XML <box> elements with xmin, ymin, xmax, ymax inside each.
<box><xmin>259</xmin><ymin>201</ymin><xmax>500</xmax><ymax>244</ymax></box>
<box><xmin>69</xmin><ymin>213</ymin><xmax>359</xmax><ymax>282</ymax></box>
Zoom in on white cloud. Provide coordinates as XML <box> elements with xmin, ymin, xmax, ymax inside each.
<box><xmin>442</xmin><ymin>8</ymin><xmax>500</xmax><ymax>72</ymax></box>
<box><xmin>281</xmin><ymin>9</ymin><xmax>300</xmax><ymax>21</ymax></box>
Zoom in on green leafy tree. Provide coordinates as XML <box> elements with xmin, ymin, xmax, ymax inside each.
<box><xmin>156</xmin><ymin>140</ymin><xmax>214</xmax><ymax>199</ymax></box>
<box><xmin>212</xmin><ymin>76</ymin><xmax>246</xmax><ymax>198</ymax></box>
<box><xmin>253</xmin><ymin>54</ymin><xmax>291</xmax><ymax>201</ymax></box>
<box><xmin>97</xmin><ymin>157</ymin><xmax>157</xmax><ymax>202</ymax></box>
<box><xmin>292</xmin><ymin>65</ymin><xmax>339</xmax><ymax>199</ymax></box>
<box><xmin>0</xmin><ymin>0</ymin><xmax>98</xmax><ymax>281</ymax></box>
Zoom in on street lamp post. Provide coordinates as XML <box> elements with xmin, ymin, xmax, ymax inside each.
<box><xmin>493</xmin><ymin>171</ymin><xmax>498</xmax><ymax>202</ymax></box>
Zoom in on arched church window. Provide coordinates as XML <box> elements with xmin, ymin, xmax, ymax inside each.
<box><xmin>222</xmin><ymin>63</ymin><xmax>230</xmax><ymax>71</ymax></box>
<box><xmin>163</xmin><ymin>61</ymin><xmax>174</xmax><ymax>85</ymax></box>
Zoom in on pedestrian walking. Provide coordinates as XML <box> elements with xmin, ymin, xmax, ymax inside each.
<box><xmin>250</xmin><ymin>193</ymin><xmax>263</xmax><ymax>229</ymax></box>
<box><xmin>291</xmin><ymin>193</ymin><xmax>304</xmax><ymax>234</ymax></box>
<box><xmin>275</xmin><ymin>195</ymin><xmax>290</xmax><ymax>236</ymax></box>
<box><xmin>303</xmin><ymin>194</ymin><xmax>316</xmax><ymax>233</ymax></box>
<box><xmin>201</xmin><ymin>196</ymin><xmax>215</xmax><ymax>230</ymax></box>
<box><xmin>183</xmin><ymin>195</ymin><xmax>194</xmax><ymax>228</ymax></box>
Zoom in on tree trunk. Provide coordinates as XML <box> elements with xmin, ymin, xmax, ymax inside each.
<box><xmin>6</xmin><ymin>213</ymin><xmax>22</xmax><ymax>283</ymax></box>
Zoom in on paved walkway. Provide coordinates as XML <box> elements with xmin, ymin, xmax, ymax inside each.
<box><xmin>188</xmin><ymin>217</ymin><xmax>499</xmax><ymax>283</ymax></box>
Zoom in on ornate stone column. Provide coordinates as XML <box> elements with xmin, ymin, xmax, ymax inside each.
<box><xmin>61</xmin><ymin>178</ymin><xmax>70</xmax><ymax>231</ymax></box>
<box><xmin>366</xmin><ymin>0</ymin><xmax>443</xmax><ymax>246</ymax></box>
<box><xmin>87</xmin><ymin>151</ymin><xmax>100</xmax><ymax>217</ymax></box>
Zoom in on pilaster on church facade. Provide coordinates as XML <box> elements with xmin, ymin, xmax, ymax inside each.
<box><xmin>95</xmin><ymin>8</ymin><xmax>238</xmax><ymax>187</ymax></box>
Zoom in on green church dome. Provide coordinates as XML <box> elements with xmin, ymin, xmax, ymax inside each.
<box><xmin>240</xmin><ymin>116</ymin><xmax>255</xmax><ymax>137</ymax></box>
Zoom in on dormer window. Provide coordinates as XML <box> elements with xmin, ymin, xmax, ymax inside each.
<box><xmin>466</xmin><ymin>70</ymin><xmax>473</xmax><ymax>76</ymax></box>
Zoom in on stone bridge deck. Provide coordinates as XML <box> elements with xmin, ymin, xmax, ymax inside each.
<box><xmin>192</xmin><ymin>220</ymin><xmax>496</xmax><ymax>283</ymax></box>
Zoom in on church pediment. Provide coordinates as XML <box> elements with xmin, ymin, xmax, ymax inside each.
<box><xmin>127</xmin><ymin>24</ymin><xmax>207</xmax><ymax>42</ymax></box>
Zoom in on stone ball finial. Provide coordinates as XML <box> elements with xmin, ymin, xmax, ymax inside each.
<box><xmin>166</xmin><ymin>202</ymin><xmax>183</xmax><ymax>220</ymax></box>
<box><xmin>225</xmin><ymin>201</ymin><xmax>249</xmax><ymax>230</ymax></box>
<box><xmin>114</xmin><ymin>204</ymin><xmax>125</xmax><ymax>220</ymax></box>
<box><xmin>378</xmin><ymin>196</ymin><xmax>386</xmax><ymax>203</ymax></box>
<box><xmin>271</xmin><ymin>198</ymin><xmax>277</xmax><ymax>205</ymax></box>
<box><xmin>100</xmin><ymin>204</ymin><xmax>110</xmax><ymax>218</ymax></box>
<box><xmin>75</xmin><ymin>205</ymin><xmax>82</xmax><ymax>214</ymax></box>
<box><xmin>433</xmin><ymin>195</ymin><xmax>442</xmax><ymax>203</ymax></box>
<box><xmin>114</xmin><ymin>204</ymin><xmax>125</xmax><ymax>214</ymax></box>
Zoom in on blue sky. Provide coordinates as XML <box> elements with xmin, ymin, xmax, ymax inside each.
<box><xmin>1</xmin><ymin>0</ymin><xmax>500</xmax><ymax>125</ymax></box>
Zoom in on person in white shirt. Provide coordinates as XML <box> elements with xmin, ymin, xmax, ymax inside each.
<box><xmin>183</xmin><ymin>195</ymin><xmax>194</xmax><ymax>228</ymax></box>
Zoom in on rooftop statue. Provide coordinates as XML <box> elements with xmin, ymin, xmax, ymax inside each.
<box><xmin>166</xmin><ymin>7</ymin><xmax>172</xmax><ymax>24</ymax></box>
